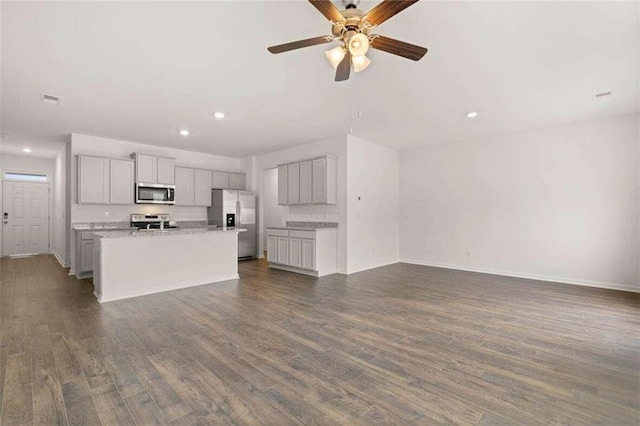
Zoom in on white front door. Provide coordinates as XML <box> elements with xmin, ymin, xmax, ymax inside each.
<box><xmin>2</xmin><ymin>181</ymin><xmax>49</xmax><ymax>256</ymax></box>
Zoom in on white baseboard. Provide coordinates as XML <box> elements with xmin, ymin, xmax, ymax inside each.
<box><xmin>53</xmin><ymin>252</ymin><xmax>68</xmax><ymax>268</ymax></box>
<box><xmin>346</xmin><ymin>259</ymin><xmax>400</xmax><ymax>275</ymax></box>
<box><xmin>400</xmin><ymin>258</ymin><xmax>639</xmax><ymax>294</ymax></box>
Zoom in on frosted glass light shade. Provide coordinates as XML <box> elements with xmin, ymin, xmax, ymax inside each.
<box><xmin>348</xmin><ymin>33</ymin><xmax>370</xmax><ymax>56</ymax></box>
<box><xmin>325</xmin><ymin>46</ymin><xmax>346</xmax><ymax>69</ymax></box>
<box><xmin>352</xmin><ymin>54</ymin><xmax>371</xmax><ymax>73</ymax></box>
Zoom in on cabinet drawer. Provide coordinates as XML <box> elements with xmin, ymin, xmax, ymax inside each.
<box><xmin>80</xmin><ymin>231</ymin><xmax>94</xmax><ymax>241</ymax></box>
<box><xmin>289</xmin><ymin>230</ymin><xmax>315</xmax><ymax>240</ymax></box>
<box><xmin>267</xmin><ymin>228</ymin><xmax>289</xmax><ymax>237</ymax></box>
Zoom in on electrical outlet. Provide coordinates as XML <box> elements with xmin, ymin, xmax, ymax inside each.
<box><xmin>104</xmin><ymin>211</ymin><xmax>109</xmax><ymax>217</ymax></box>
<box><xmin>465</xmin><ymin>250</ymin><xmax>472</xmax><ymax>258</ymax></box>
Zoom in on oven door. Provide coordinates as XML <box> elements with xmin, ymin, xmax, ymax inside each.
<box><xmin>135</xmin><ymin>183</ymin><xmax>176</xmax><ymax>204</ymax></box>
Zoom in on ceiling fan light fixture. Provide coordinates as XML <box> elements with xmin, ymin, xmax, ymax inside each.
<box><xmin>348</xmin><ymin>33</ymin><xmax>370</xmax><ymax>57</ymax></box>
<box><xmin>352</xmin><ymin>54</ymin><xmax>371</xmax><ymax>73</ymax></box>
<box><xmin>325</xmin><ymin>46</ymin><xmax>346</xmax><ymax>69</ymax></box>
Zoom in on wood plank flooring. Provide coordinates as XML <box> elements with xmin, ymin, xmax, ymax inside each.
<box><xmin>0</xmin><ymin>254</ymin><xmax>638</xmax><ymax>425</ymax></box>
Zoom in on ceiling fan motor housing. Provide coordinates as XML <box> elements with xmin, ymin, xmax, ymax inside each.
<box><xmin>341</xmin><ymin>0</ymin><xmax>360</xmax><ymax>9</ymax></box>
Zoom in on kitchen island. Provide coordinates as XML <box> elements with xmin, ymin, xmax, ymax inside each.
<box><xmin>93</xmin><ymin>227</ymin><xmax>245</xmax><ymax>303</ymax></box>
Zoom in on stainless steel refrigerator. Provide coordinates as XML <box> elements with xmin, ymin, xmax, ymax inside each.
<box><xmin>207</xmin><ymin>190</ymin><xmax>256</xmax><ymax>259</ymax></box>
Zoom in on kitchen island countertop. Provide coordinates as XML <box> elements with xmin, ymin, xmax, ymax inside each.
<box><xmin>93</xmin><ymin>227</ymin><xmax>246</xmax><ymax>239</ymax></box>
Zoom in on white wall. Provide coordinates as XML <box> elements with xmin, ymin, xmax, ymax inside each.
<box><xmin>255</xmin><ymin>135</ymin><xmax>349</xmax><ymax>272</ymax></box>
<box><xmin>0</xmin><ymin>153</ymin><xmax>56</xmax><ymax>256</ymax></box>
<box><xmin>400</xmin><ymin>113</ymin><xmax>640</xmax><ymax>292</ymax></box>
<box><xmin>52</xmin><ymin>145</ymin><xmax>67</xmax><ymax>265</ymax></box>
<box><xmin>347</xmin><ymin>135</ymin><xmax>400</xmax><ymax>273</ymax></box>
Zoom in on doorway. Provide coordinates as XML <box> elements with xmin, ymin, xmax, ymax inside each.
<box><xmin>2</xmin><ymin>181</ymin><xmax>50</xmax><ymax>256</ymax></box>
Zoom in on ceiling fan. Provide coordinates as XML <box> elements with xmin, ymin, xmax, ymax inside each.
<box><xmin>267</xmin><ymin>0</ymin><xmax>428</xmax><ymax>82</ymax></box>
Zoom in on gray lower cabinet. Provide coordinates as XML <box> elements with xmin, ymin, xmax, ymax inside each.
<box><xmin>266</xmin><ymin>228</ymin><xmax>336</xmax><ymax>276</ymax></box>
<box><xmin>267</xmin><ymin>236</ymin><xmax>277</xmax><ymax>263</ymax></box>
<box><xmin>75</xmin><ymin>231</ymin><xmax>94</xmax><ymax>276</ymax></box>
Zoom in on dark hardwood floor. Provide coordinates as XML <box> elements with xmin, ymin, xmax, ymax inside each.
<box><xmin>0</xmin><ymin>255</ymin><xmax>638</xmax><ymax>425</ymax></box>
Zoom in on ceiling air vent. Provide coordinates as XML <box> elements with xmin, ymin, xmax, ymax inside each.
<box><xmin>41</xmin><ymin>93</ymin><xmax>61</xmax><ymax>105</ymax></box>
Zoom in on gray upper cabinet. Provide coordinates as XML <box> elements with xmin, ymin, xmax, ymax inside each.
<box><xmin>157</xmin><ymin>157</ymin><xmax>175</xmax><ymax>184</ymax></box>
<box><xmin>229</xmin><ymin>173</ymin><xmax>245</xmax><ymax>190</ymax></box>
<box><xmin>299</xmin><ymin>161</ymin><xmax>312</xmax><ymax>204</ymax></box>
<box><xmin>277</xmin><ymin>165</ymin><xmax>288</xmax><ymax>205</ymax></box>
<box><xmin>278</xmin><ymin>155</ymin><xmax>337</xmax><ymax>206</ymax></box>
<box><xmin>78</xmin><ymin>155</ymin><xmax>110</xmax><ymax>204</ymax></box>
<box><xmin>175</xmin><ymin>167</ymin><xmax>194</xmax><ymax>206</ymax></box>
<box><xmin>109</xmin><ymin>159</ymin><xmax>135</xmax><ymax>204</ymax></box>
<box><xmin>288</xmin><ymin>163</ymin><xmax>300</xmax><ymax>205</ymax></box>
<box><xmin>133</xmin><ymin>153</ymin><xmax>175</xmax><ymax>184</ymax></box>
<box><xmin>135</xmin><ymin>154</ymin><xmax>157</xmax><ymax>183</ymax></box>
<box><xmin>211</xmin><ymin>171</ymin><xmax>229</xmax><ymax>189</ymax></box>
<box><xmin>194</xmin><ymin>169</ymin><xmax>213</xmax><ymax>206</ymax></box>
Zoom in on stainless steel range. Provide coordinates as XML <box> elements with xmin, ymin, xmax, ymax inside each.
<box><xmin>130</xmin><ymin>214</ymin><xmax>178</xmax><ymax>230</ymax></box>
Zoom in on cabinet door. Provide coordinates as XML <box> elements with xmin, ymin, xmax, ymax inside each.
<box><xmin>288</xmin><ymin>163</ymin><xmax>300</xmax><ymax>205</ymax></box>
<box><xmin>157</xmin><ymin>157</ymin><xmax>175</xmax><ymax>184</ymax></box>
<box><xmin>78</xmin><ymin>156</ymin><xmax>110</xmax><ymax>204</ymax></box>
<box><xmin>299</xmin><ymin>161</ymin><xmax>312</xmax><ymax>204</ymax></box>
<box><xmin>312</xmin><ymin>158</ymin><xmax>326</xmax><ymax>204</ymax></box>
<box><xmin>267</xmin><ymin>236</ymin><xmax>278</xmax><ymax>263</ymax></box>
<box><xmin>229</xmin><ymin>173</ymin><xmax>245</xmax><ymax>190</ymax></box>
<box><xmin>109</xmin><ymin>159</ymin><xmax>134</xmax><ymax>204</ymax></box>
<box><xmin>175</xmin><ymin>167</ymin><xmax>194</xmax><ymax>206</ymax></box>
<box><xmin>301</xmin><ymin>239</ymin><xmax>316</xmax><ymax>271</ymax></box>
<box><xmin>80</xmin><ymin>240</ymin><xmax>94</xmax><ymax>272</ymax></box>
<box><xmin>136</xmin><ymin>154</ymin><xmax>157</xmax><ymax>183</ymax></box>
<box><xmin>277</xmin><ymin>165</ymin><xmax>288</xmax><ymax>205</ymax></box>
<box><xmin>289</xmin><ymin>238</ymin><xmax>302</xmax><ymax>268</ymax></box>
<box><xmin>277</xmin><ymin>237</ymin><xmax>289</xmax><ymax>265</ymax></box>
<box><xmin>211</xmin><ymin>171</ymin><xmax>229</xmax><ymax>189</ymax></box>
<box><xmin>194</xmin><ymin>169</ymin><xmax>212</xmax><ymax>206</ymax></box>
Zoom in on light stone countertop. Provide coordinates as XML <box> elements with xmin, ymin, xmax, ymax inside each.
<box><xmin>93</xmin><ymin>227</ymin><xmax>246</xmax><ymax>239</ymax></box>
<box><xmin>72</xmin><ymin>222</ymin><xmax>137</xmax><ymax>231</ymax></box>
<box><xmin>266</xmin><ymin>227</ymin><xmax>338</xmax><ymax>231</ymax></box>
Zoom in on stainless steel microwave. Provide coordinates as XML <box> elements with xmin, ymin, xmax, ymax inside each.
<box><xmin>135</xmin><ymin>183</ymin><xmax>175</xmax><ymax>204</ymax></box>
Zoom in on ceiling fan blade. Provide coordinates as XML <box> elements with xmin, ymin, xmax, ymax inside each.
<box><xmin>335</xmin><ymin>50</ymin><xmax>351</xmax><ymax>82</ymax></box>
<box><xmin>363</xmin><ymin>0</ymin><xmax>420</xmax><ymax>27</ymax></box>
<box><xmin>370</xmin><ymin>35</ymin><xmax>427</xmax><ymax>61</ymax></box>
<box><xmin>308</xmin><ymin>0</ymin><xmax>344</xmax><ymax>22</ymax></box>
<box><xmin>267</xmin><ymin>36</ymin><xmax>333</xmax><ymax>54</ymax></box>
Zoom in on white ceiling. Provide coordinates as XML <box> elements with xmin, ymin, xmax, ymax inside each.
<box><xmin>1</xmin><ymin>1</ymin><xmax>638</xmax><ymax>159</ymax></box>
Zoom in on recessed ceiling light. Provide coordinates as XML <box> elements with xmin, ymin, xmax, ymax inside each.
<box><xmin>179</xmin><ymin>129</ymin><xmax>190</xmax><ymax>136</ymax></box>
<box><xmin>23</xmin><ymin>148</ymin><xmax>32</xmax><ymax>153</ymax></box>
<box><xmin>214</xmin><ymin>112</ymin><xmax>225</xmax><ymax>119</ymax></box>
<box><xmin>466</xmin><ymin>111</ymin><xmax>479</xmax><ymax>118</ymax></box>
